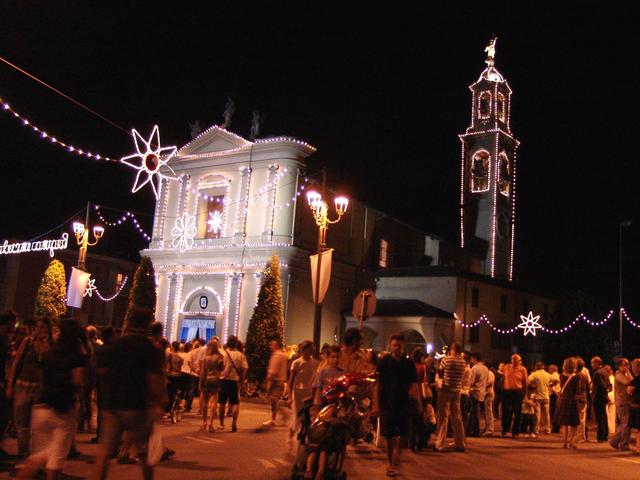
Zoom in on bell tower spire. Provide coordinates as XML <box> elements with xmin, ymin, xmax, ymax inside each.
<box><xmin>459</xmin><ymin>39</ymin><xmax>520</xmax><ymax>281</ymax></box>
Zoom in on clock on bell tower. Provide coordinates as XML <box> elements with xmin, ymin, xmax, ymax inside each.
<box><xmin>460</xmin><ymin>38</ymin><xmax>520</xmax><ymax>281</ymax></box>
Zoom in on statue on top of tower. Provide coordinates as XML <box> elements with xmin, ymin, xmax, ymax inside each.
<box><xmin>485</xmin><ymin>36</ymin><xmax>497</xmax><ymax>67</ymax></box>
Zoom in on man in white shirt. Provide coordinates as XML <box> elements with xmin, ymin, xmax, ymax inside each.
<box><xmin>178</xmin><ymin>342</ymin><xmax>199</xmax><ymax>412</ymax></box>
<box><xmin>288</xmin><ymin>341</ymin><xmax>319</xmax><ymax>438</ymax></box>
<box><xmin>218</xmin><ymin>335</ymin><xmax>248</xmax><ymax>432</ymax></box>
<box><xmin>484</xmin><ymin>367</ymin><xmax>496</xmax><ymax>435</ymax></box>
<box><xmin>263</xmin><ymin>339</ymin><xmax>290</xmax><ymax>427</ymax></box>
<box><xmin>468</xmin><ymin>352</ymin><xmax>489</xmax><ymax>437</ymax></box>
<box><xmin>528</xmin><ymin>362</ymin><xmax>552</xmax><ymax>434</ymax></box>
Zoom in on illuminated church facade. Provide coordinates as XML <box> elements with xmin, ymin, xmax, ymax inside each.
<box><xmin>145</xmin><ymin>40</ymin><xmax>555</xmax><ymax>358</ymax></box>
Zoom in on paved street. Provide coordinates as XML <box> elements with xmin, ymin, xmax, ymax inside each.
<box><xmin>1</xmin><ymin>401</ymin><xmax>639</xmax><ymax>480</ymax></box>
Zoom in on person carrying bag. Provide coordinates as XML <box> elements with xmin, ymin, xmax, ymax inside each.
<box><xmin>217</xmin><ymin>336</ymin><xmax>248</xmax><ymax>432</ymax></box>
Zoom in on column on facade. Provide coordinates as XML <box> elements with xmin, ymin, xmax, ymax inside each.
<box><xmin>244</xmin><ymin>166</ymin><xmax>269</xmax><ymax>241</ymax></box>
<box><xmin>178</xmin><ymin>174</ymin><xmax>191</xmax><ymax>218</ymax></box>
<box><xmin>271</xmin><ymin>166</ymin><xmax>298</xmax><ymax>245</ymax></box>
<box><xmin>237</xmin><ymin>272</ymin><xmax>260</xmax><ymax>341</ymax></box>
<box><xmin>233</xmin><ymin>167</ymin><xmax>252</xmax><ymax>244</ymax></box>
<box><xmin>225</xmin><ymin>272</ymin><xmax>244</xmax><ymax>340</ymax></box>
<box><xmin>262</xmin><ymin>164</ymin><xmax>280</xmax><ymax>243</ymax></box>
<box><xmin>155</xmin><ymin>273</ymin><xmax>170</xmax><ymax>337</ymax></box>
<box><xmin>165</xmin><ymin>274</ymin><xmax>184</xmax><ymax>342</ymax></box>
<box><xmin>151</xmin><ymin>178</ymin><xmax>169</xmax><ymax>247</ymax></box>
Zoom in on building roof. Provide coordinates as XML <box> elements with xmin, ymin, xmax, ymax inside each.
<box><xmin>477</xmin><ymin>66</ymin><xmax>505</xmax><ymax>83</ymax></box>
<box><xmin>375</xmin><ymin>265</ymin><xmax>557</xmax><ymax>301</ymax></box>
<box><xmin>372</xmin><ymin>299</ymin><xmax>454</xmax><ymax>318</ymax></box>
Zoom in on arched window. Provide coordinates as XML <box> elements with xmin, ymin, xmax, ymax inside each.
<box><xmin>497</xmin><ymin>93</ymin><xmax>506</xmax><ymax>122</ymax></box>
<box><xmin>470</xmin><ymin>150</ymin><xmax>490</xmax><ymax>192</ymax></box>
<box><xmin>498</xmin><ymin>152</ymin><xmax>510</xmax><ymax>196</ymax></box>
<box><xmin>196</xmin><ymin>175</ymin><xmax>229</xmax><ymax>239</ymax></box>
<box><xmin>478</xmin><ymin>91</ymin><xmax>491</xmax><ymax>119</ymax></box>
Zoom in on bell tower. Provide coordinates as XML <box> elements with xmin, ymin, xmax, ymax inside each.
<box><xmin>460</xmin><ymin>38</ymin><xmax>519</xmax><ymax>280</ymax></box>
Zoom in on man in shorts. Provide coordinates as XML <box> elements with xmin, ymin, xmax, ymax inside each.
<box><xmin>218</xmin><ymin>335</ymin><xmax>248</xmax><ymax>432</ymax></box>
<box><xmin>263</xmin><ymin>339</ymin><xmax>290</xmax><ymax>427</ymax></box>
<box><xmin>373</xmin><ymin>334</ymin><xmax>420</xmax><ymax>477</ymax></box>
<box><xmin>93</xmin><ymin>308</ymin><xmax>166</xmax><ymax>480</ymax></box>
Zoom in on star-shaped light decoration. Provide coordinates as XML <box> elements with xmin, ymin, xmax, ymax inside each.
<box><xmin>207</xmin><ymin>210</ymin><xmax>223</xmax><ymax>235</ymax></box>
<box><xmin>518</xmin><ymin>311</ymin><xmax>543</xmax><ymax>336</ymax></box>
<box><xmin>120</xmin><ymin>125</ymin><xmax>179</xmax><ymax>199</ymax></box>
<box><xmin>83</xmin><ymin>278</ymin><xmax>97</xmax><ymax>298</ymax></box>
<box><xmin>171</xmin><ymin>213</ymin><xmax>197</xmax><ymax>252</ymax></box>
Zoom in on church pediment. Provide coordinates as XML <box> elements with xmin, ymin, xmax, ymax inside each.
<box><xmin>177</xmin><ymin>125</ymin><xmax>252</xmax><ymax>156</ymax></box>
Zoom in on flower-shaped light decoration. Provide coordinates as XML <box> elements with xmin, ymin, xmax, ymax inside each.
<box><xmin>518</xmin><ymin>311</ymin><xmax>543</xmax><ymax>336</ymax></box>
<box><xmin>207</xmin><ymin>210</ymin><xmax>223</xmax><ymax>235</ymax></box>
<box><xmin>172</xmin><ymin>213</ymin><xmax>197</xmax><ymax>252</ymax></box>
<box><xmin>83</xmin><ymin>277</ymin><xmax>97</xmax><ymax>298</ymax></box>
<box><xmin>120</xmin><ymin>125</ymin><xmax>179</xmax><ymax>199</ymax></box>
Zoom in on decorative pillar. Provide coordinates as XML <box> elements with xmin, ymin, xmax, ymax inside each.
<box><xmin>227</xmin><ymin>273</ymin><xmax>244</xmax><ymax>338</ymax></box>
<box><xmin>165</xmin><ymin>274</ymin><xmax>177</xmax><ymax>341</ymax></box>
<box><xmin>234</xmin><ymin>167</ymin><xmax>252</xmax><ymax>244</ymax></box>
<box><xmin>151</xmin><ymin>178</ymin><xmax>167</xmax><ymax>246</ymax></box>
<box><xmin>262</xmin><ymin>164</ymin><xmax>279</xmax><ymax>243</ymax></box>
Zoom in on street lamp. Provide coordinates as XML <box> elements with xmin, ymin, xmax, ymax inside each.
<box><xmin>306</xmin><ymin>189</ymin><xmax>349</xmax><ymax>354</ymax></box>
<box><xmin>73</xmin><ymin>221</ymin><xmax>104</xmax><ymax>271</ymax></box>
<box><xmin>619</xmin><ymin>220</ymin><xmax>632</xmax><ymax>355</ymax></box>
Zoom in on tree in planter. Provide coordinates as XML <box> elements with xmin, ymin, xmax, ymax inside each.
<box><xmin>124</xmin><ymin>256</ymin><xmax>156</xmax><ymax>328</ymax></box>
<box><xmin>34</xmin><ymin>259</ymin><xmax>67</xmax><ymax>320</ymax></box>
<box><xmin>245</xmin><ymin>254</ymin><xmax>285</xmax><ymax>384</ymax></box>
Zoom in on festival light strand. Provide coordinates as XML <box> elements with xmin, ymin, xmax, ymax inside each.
<box><xmin>94</xmin><ymin>205</ymin><xmax>151</xmax><ymax>241</ymax></box>
<box><xmin>456</xmin><ymin>309</ymin><xmax>618</xmax><ymax>336</ymax></box>
<box><xmin>0</xmin><ymin>55</ymin><xmax>129</xmax><ymax>134</ymax></box>
<box><xmin>621</xmin><ymin>308</ymin><xmax>640</xmax><ymax>329</ymax></box>
<box><xmin>95</xmin><ymin>276</ymin><xmax>128</xmax><ymax>302</ymax></box>
<box><xmin>0</xmin><ymin>97</ymin><xmax>117</xmax><ymax>162</ymax></box>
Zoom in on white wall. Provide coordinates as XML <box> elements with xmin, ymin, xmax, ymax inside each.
<box><xmin>376</xmin><ymin>276</ymin><xmax>458</xmax><ymax>313</ymax></box>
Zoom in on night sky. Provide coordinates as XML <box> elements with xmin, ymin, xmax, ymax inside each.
<box><xmin>1</xmin><ymin>3</ymin><xmax>638</xmax><ymax>314</ymax></box>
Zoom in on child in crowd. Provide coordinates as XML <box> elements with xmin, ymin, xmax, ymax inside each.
<box><xmin>312</xmin><ymin>346</ymin><xmax>344</xmax><ymax>406</ymax></box>
<box><xmin>521</xmin><ymin>383</ymin><xmax>537</xmax><ymax>439</ymax></box>
<box><xmin>288</xmin><ymin>341</ymin><xmax>319</xmax><ymax>440</ymax></box>
<box><xmin>306</xmin><ymin>346</ymin><xmax>344</xmax><ymax>480</ymax></box>
<box><xmin>424</xmin><ymin>402</ymin><xmax>437</xmax><ymax>444</ymax></box>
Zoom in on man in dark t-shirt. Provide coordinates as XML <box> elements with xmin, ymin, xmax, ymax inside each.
<box><xmin>93</xmin><ymin>308</ymin><xmax>166</xmax><ymax>480</ymax></box>
<box><xmin>373</xmin><ymin>334</ymin><xmax>420</xmax><ymax>477</ymax></box>
<box><xmin>590</xmin><ymin>356</ymin><xmax>612</xmax><ymax>442</ymax></box>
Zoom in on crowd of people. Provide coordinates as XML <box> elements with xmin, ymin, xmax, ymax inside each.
<box><xmin>1</xmin><ymin>308</ymin><xmax>640</xmax><ymax>479</ymax></box>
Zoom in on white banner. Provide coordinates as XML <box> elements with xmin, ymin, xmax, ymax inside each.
<box><xmin>310</xmin><ymin>248</ymin><xmax>333</xmax><ymax>305</ymax></box>
<box><xmin>0</xmin><ymin>233</ymin><xmax>68</xmax><ymax>257</ymax></box>
<box><xmin>66</xmin><ymin>267</ymin><xmax>91</xmax><ymax>308</ymax></box>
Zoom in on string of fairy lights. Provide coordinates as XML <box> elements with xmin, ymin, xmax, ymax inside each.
<box><xmin>456</xmin><ymin>308</ymin><xmax>639</xmax><ymax>337</ymax></box>
<box><xmin>0</xmin><ymin>97</ymin><xmax>116</xmax><ymax>162</ymax></box>
<box><xmin>0</xmin><ymin>91</ymin><xmax>317</xmax><ymax>223</ymax></box>
<box><xmin>94</xmin><ymin>275</ymin><xmax>128</xmax><ymax>302</ymax></box>
<box><xmin>94</xmin><ymin>205</ymin><xmax>151</xmax><ymax>241</ymax></box>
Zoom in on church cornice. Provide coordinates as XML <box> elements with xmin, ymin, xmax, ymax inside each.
<box><xmin>459</xmin><ymin>128</ymin><xmax>520</xmax><ymax>146</ymax></box>
<box><xmin>176</xmin><ymin>124</ymin><xmax>316</xmax><ymax>161</ymax></box>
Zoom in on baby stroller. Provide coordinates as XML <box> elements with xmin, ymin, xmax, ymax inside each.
<box><xmin>291</xmin><ymin>373</ymin><xmax>376</xmax><ymax>480</ymax></box>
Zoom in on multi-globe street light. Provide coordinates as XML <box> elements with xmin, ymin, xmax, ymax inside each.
<box><xmin>306</xmin><ymin>189</ymin><xmax>348</xmax><ymax>354</ymax></box>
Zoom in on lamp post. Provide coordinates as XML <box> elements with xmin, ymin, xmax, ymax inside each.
<box><xmin>73</xmin><ymin>202</ymin><xmax>104</xmax><ymax>271</ymax></box>
<box><xmin>619</xmin><ymin>220</ymin><xmax>632</xmax><ymax>356</ymax></box>
<box><xmin>306</xmin><ymin>179</ymin><xmax>348</xmax><ymax>355</ymax></box>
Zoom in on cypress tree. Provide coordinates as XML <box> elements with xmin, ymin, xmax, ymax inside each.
<box><xmin>245</xmin><ymin>254</ymin><xmax>285</xmax><ymax>383</ymax></box>
<box><xmin>124</xmin><ymin>256</ymin><xmax>156</xmax><ymax>326</ymax></box>
<box><xmin>34</xmin><ymin>259</ymin><xmax>67</xmax><ymax>320</ymax></box>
